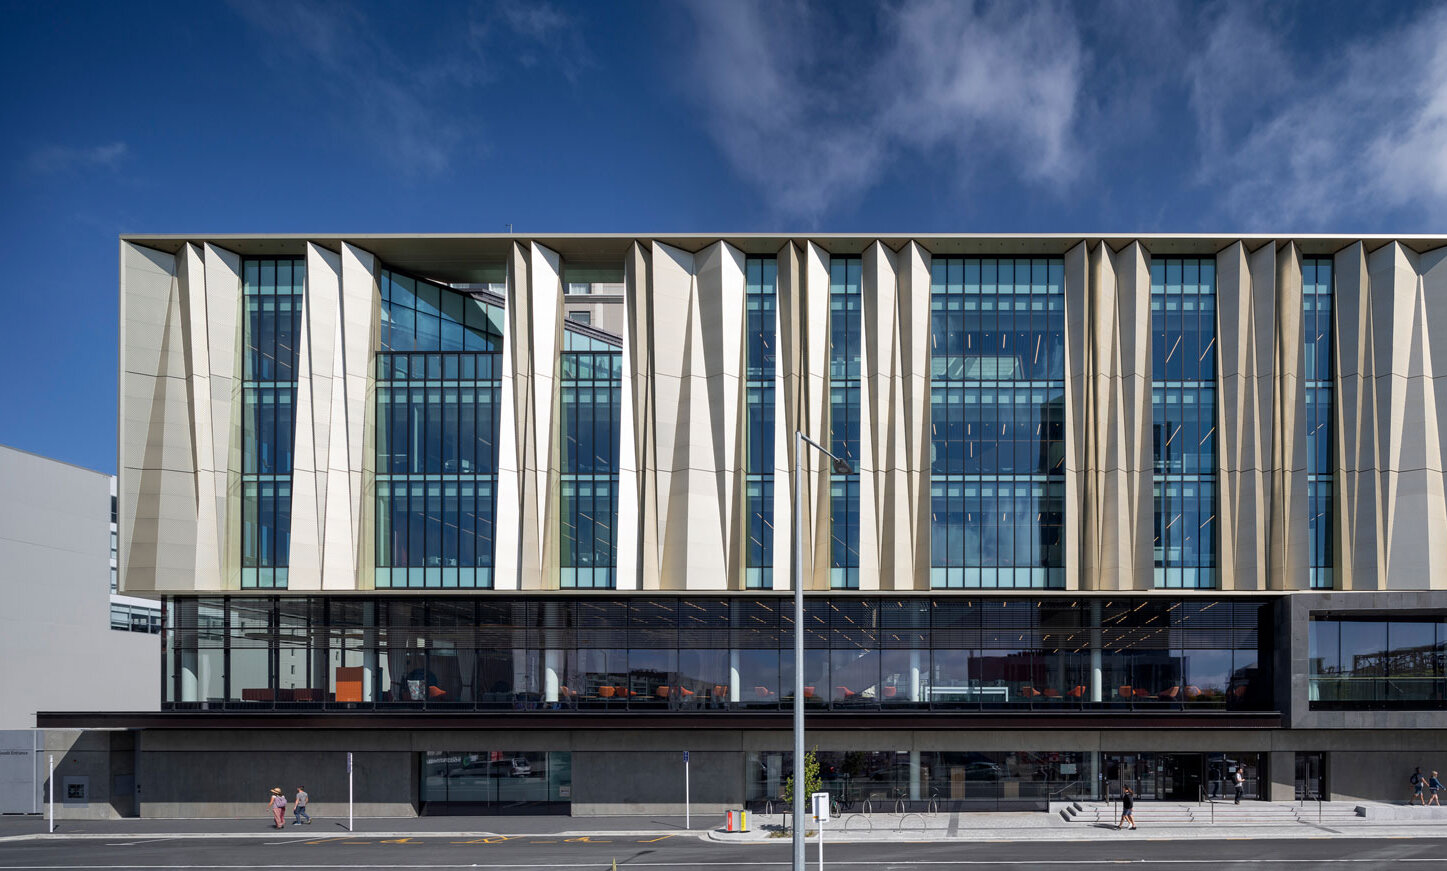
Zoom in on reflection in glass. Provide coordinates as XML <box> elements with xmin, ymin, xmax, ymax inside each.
<box><xmin>1152</xmin><ymin>258</ymin><xmax>1218</xmax><ymax>588</ymax></box>
<box><xmin>930</xmin><ymin>258</ymin><xmax>1066</xmax><ymax>589</ymax></box>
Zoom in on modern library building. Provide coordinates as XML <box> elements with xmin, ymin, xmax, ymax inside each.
<box><xmin>41</xmin><ymin>233</ymin><xmax>1447</xmax><ymax>817</ymax></box>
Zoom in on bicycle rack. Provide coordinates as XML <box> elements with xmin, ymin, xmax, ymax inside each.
<box><xmin>844</xmin><ymin>814</ymin><xmax>874</xmax><ymax>833</ymax></box>
<box><xmin>896</xmin><ymin>812</ymin><xmax>927</xmax><ymax>833</ymax></box>
<box><xmin>893</xmin><ymin>798</ymin><xmax>907</xmax><ymax>815</ymax></box>
<box><xmin>860</xmin><ymin>799</ymin><xmax>873</xmax><ymax>818</ymax></box>
<box><xmin>927</xmin><ymin>797</ymin><xmax>940</xmax><ymax>816</ymax></box>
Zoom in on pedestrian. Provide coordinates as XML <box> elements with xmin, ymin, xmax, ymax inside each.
<box><xmin>1411</xmin><ymin>767</ymin><xmax>1426</xmax><ymax>805</ymax></box>
<box><xmin>1429</xmin><ymin>771</ymin><xmax>1443</xmax><ymax>807</ymax></box>
<box><xmin>1233</xmin><ymin>767</ymin><xmax>1245</xmax><ymax>805</ymax></box>
<box><xmin>1117</xmin><ymin>786</ymin><xmax>1136</xmax><ymax>830</ymax></box>
<box><xmin>267</xmin><ymin>787</ymin><xmax>286</xmax><ymax>829</ymax></box>
<box><xmin>292</xmin><ymin>786</ymin><xmax>311</xmax><ymax>825</ymax></box>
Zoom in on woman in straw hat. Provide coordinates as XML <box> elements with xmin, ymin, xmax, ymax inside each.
<box><xmin>267</xmin><ymin>787</ymin><xmax>287</xmax><ymax>829</ymax></box>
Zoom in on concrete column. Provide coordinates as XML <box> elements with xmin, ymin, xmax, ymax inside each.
<box><xmin>1088</xmin><ymin>751</ymin><xmax>1101</xmax><ymax>800</ymax></box>
<box><xmin>909</xmin><ymin>750</ymin><xmax>922</xmax><ymax>801</ymax></box>
<box><xmin>362</xmin><ymin>602</ymin><xmax>377</xmax><ymax>702</ymax></box>
<box><xmin>362</xmin><ymin>648</ymin><xmax>377</xmax><ymax>703</ymax></box>
<box><xmin>544</xmin><ymin>649</ymin><xmax>562</xmax><ymax>703</ymax></box>
<box><xmin>909</xmin><ymin>651</ymin><xmax>922</xmax><ymax>702</ymax></box>
<box><xmin>1268</xmin><ymin>751</ymin><xmax>1295</xmax><ymax>802</ymax></box>
<box><xmin>729</xmin><ymin>649</ymin><xmax>741</xmax><ymax>703</ymax></box>
<box><xmin>180</xmin><ymin>650</ymin><xmax>198</xmax><ymax>703</ymax></box>
<box><xmin>1089</xmin><ymin>600</ymin><xmax>1103</xmax><ymax>702</ymax></box>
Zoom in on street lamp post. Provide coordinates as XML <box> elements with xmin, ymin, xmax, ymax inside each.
<box><xmin>793</xmin><ymin>430</ymin><xmax>850</xmax><ymax>871</ymax></box>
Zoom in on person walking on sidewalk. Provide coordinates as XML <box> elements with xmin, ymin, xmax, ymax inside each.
<box><xmin>1117</xmin><ymin>787</ymin><xmax>1136</xmax><ymax>830</ymax></box>
<box><xmin>1429</xmin><ymin>771</ymin><xmax>1443</xmax><ymax>806</ymax></box>
<box><xmin>292</xmin><ymin>786</ymin><xmax>311</xmax><ymax>825</ymax></box>
<box><xmin>1411</xmin><ymin>767</ymin><xmax>1427</xmax><ymax>805</ymax></box>
<box><xmin>267</xmin><ymin>787</ymin><xmax>286</xmax><ymax>829</ymax></box>
<box><xmin>1233</xmin><ymin>767</ymin><xmax>1245</xmax><ymax>805</ymax></box>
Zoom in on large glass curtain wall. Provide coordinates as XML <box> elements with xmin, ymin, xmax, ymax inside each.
<box><xmin>1152</xmin><ymin>258</ymin><xmax>1218</xmax><ymax>588</ymax></box>
<box><xmin>1303</xmin><ymin>259</ymin><xmax>1334</xmax><ymax>589</ymax></box>
<box><xmin>1309</xmin><ymin>617</ymin><xmax>1447</xmax><ymax>708</ymax></box>
<box><xmin>240</xmin><ymin>257</ymin><xmax>303</xmax><ymax>588</ymax></box>
<box><xmin>375</xmin><ymin>270</ymin><xmax>504</xmax><ymax>588</ymax></box>
<box><xmin>829</xmin><ymin>258</ymin><xmax>862</xmax><ymax>588</ymax></box>
<box><xmin>929</xmin><ymin>258</ymin><xmax>1066</xmax><ymax>589</ymax></box>
<box><xmin>745</xmin><ymin>257</ymin><xmax>778</xmax><ymax>588</ymax></box>
<box><xmin>162</xmin><ymin>595</ymin><xmax>1271</xmax><ymax>712</ymax></box>
<box><xmin>559</xmin><ymin>329</ymin><xmax>623</xmax><ymax>588</ymax></box>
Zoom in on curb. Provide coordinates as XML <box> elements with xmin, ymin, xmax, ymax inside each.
<box><xmin>0</xmin><ymin>829</ymin><xmax>707</xmax><ymax>844</ymax></box>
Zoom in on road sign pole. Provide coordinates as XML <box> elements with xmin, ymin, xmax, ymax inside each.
<box><xmin>48</xmin><ymin>755</ymin><xmax>54</xmax><ymax>833</ymax></box>
<box><xmin>347</xmin><ymin>751</ymin><xmax>354</xmax><ymax>832</ymax></box>
<box><xmin>684</xmin><ymin>750</ymin><xmax>690</xmax><ymax>830</ymax></box>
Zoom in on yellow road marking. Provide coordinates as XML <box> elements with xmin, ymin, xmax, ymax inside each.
<box><xmin>451</xmin><ymin>837</ymin><xmax>512</xmax><ymax>844</ymax></box>
<box><xmin>564</xmin><ymin>836</ymin><xmax>611</xmax><ymax>842</ymax></box>
<box><xmin>635</xmin><ymin>835</ymin><xmax>674</xmax><ymax>843</ymax></box>
<box><xmin>380</xmin><ymin>837</ymin><xmax>417</xmax><ymax>844</ymax></box>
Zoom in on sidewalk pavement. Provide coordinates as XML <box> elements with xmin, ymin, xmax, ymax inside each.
<box><xmin>4</xmin><ymin>804</ymin><xmax>1447</xmax><ymax>845</ymax></box>
<box><xmin>0</xmin><ymin>813</ymin><xmax>698</xmax><ymax>841</ymax></box>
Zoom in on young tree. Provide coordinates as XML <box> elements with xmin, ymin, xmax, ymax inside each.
<box><xmin>781</xmin><ymin>749</ymin><xmax>822</xmax><ymax>806</ymax></box>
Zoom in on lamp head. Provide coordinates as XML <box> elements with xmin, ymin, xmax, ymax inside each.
<box><xmin>831</xmin><ymin>458</ymin><xmax>852</xmax><ymax>475</ymax></box>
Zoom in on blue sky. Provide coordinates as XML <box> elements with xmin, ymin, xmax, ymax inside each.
<box><xmin>2</xmin><ymin>0</ymin><xmax>1444</xmax><ymax>474</ymax></box>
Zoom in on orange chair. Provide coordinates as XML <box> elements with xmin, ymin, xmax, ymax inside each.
<box><xmin>1021</xmin><ymin>686</ymin><xmax>1042</xmax><ymax>699</ymax></box>
<box><xmin>712</xmin><ymin>685</ymin><xmax>728</xmax><ymax>702</ymax></box>
<box><xmin>883</xmin><ymin>686</ymin><xmax>898</xmax><ymax>699</ymax></box>
<box><xmin>678</xmin><ymin>686</ymin><xmax>695</xmax><ymax>698</ymax></box>
<box><xmin>427</xmin><ymin>685</ymin><xmax>447</xmax><ymax>699</ymax></box>
<box><xmin>1184</xmin><ymin>685</ymin><xmax>1202</xmax><ymax>699</ymax></box>
<box><xmin>754</xmin><ymin>685</ymin><xmax>774</xmax><ymax>699</ymax></box>
<box><xmin>599</xmin><ymin>686</ymin><xmax>616</xmax><ymax>698</ymax></box>
<box><xmin>1118</xmin><ymin>686</ymin><xmax>1133</xmax><ymax>700</ymax></box>
<box><xmin>835</xmin><ymin>686</ymin><xmax>857</xmax><ymax>700</ymax></box>
<box><xmin>803</xmin><ymin>686</ymin><xmax>816</xmax><ymax>699</ymax></box>
<box><xmin>1066</xmin><ymin>685</ymin><xmax>1086</xmax><ymax>699</ymax></box>
<box><xmin>1042</xmin><ymin>688</ymin><xmax>1061</xmax><ymax>699</ymax></box>
<box><xmin>656</xmin><ymin>686</ymin><xmax>672</xmax><ymax>699</ymax></box>
<box><xmin>1158</xmin><ymin>686</ymin><xmax>1180</xmax><ymax>701</ymax></box>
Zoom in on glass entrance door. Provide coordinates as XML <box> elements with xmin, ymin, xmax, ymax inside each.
<box><xmin>1159</xmin><ymin>753</ymin><xmax>1204</xmax><ymax>800</ymax></box>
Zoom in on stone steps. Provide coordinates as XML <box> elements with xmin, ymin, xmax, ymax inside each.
<box><xmin>1058</xmin><ymin>801</ymin><xmax>1364</xmax><ymax>826</ymax></box>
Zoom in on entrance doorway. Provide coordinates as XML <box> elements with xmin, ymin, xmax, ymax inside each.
<box><xmin>1159</xmin><ymin>753</ymin><xmax>1204</xmax><ymax>800</ymax></box>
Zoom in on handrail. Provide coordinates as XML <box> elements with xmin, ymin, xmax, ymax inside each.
<box><xmin>1048</xmin><ymin>780</ymin><xmax>1083</xmax><ymax>799</ymax></box>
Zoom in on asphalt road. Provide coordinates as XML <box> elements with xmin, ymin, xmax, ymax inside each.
<box><xmin>2</xmin><ymin>836</ymin><xmax>1447</xmax><ymax>870</ymax></box>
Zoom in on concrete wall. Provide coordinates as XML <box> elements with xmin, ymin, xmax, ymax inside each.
<box><xmin>0</xmin><ymin>445</ymin><xmax>158</xmax><ymax>731</ymax></box>
<box><xmin>34</xmin><ymin>724</ymin><xmax>1447</xmax><ymax>817</ymax></box>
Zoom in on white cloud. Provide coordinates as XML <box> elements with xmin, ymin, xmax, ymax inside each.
<box><xmin>681</xmin><ymin>0</ymin><xmax>1085</xmax><ymax>221</ymax></box>
<box><xmin>24</xmin><ymin>142</ymin><xmax>129</xmax><ymax>175</ymax></box>
<box><xmin>1189</xmin><ymin>4</ymin><xmax>1447</xmax><ymax>228</ymax></box>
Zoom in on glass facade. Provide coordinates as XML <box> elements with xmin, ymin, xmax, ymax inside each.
<box><xmin>929</xmin><ymin>258</ymin><xmax>1066</xmax><ymax>589</ymax></box>
<box><xmin>829</xmin><ymin>258</ymin><xmax>862</xmax><ymax>588</ymax></box>
<box><xmin>421</xmin><ymin>751</ymin><xmax>571</xmax><ymax>813</ymax></box>
<box><xmin>559</xmin><ymin>329</ymin><xmax>623</xmax><ymax>588</ymax></box>
<box><xmin>1309</xmin><ymin>617</ymin><xmax>1447</xmax><ymax>708</ymax></box>
<box><xmin>1304</xmin><ymin>259</ymin><xmax>1334</xmax><ymax>589</ymax></box>
<box><xmin>745</xmin><ymin>257</ymin><xmax>778</xmax><ymax>589</ymax></box>
<box><xmin>746</xmin><ymin>749</ymin><xmax>1089</xmax><ymax>809</ymax></box>
<box><xmin>1152</xmin><ymin>258</ymin><xmax>1217</xmax><ymax>588</ymax></box>
<box><xmin>162</xmin><ymin>594</ymin><xmax>1272</xmax><ymax>713</ymax></box>
<box><xmin>241</xmin><ymin>257</ymin><xmax>303</xmax><ymax>588</ymax></box>
<box><xmin>375</xmin><ymin>270</ymin><xmax>504</xmax><ymax>589</ymax></box>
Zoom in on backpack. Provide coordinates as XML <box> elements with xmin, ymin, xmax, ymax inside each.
<box><xmin>1412</xmin><ymin>772</ymin><xmax>1422</xmax><ymax>786</ymax></box>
